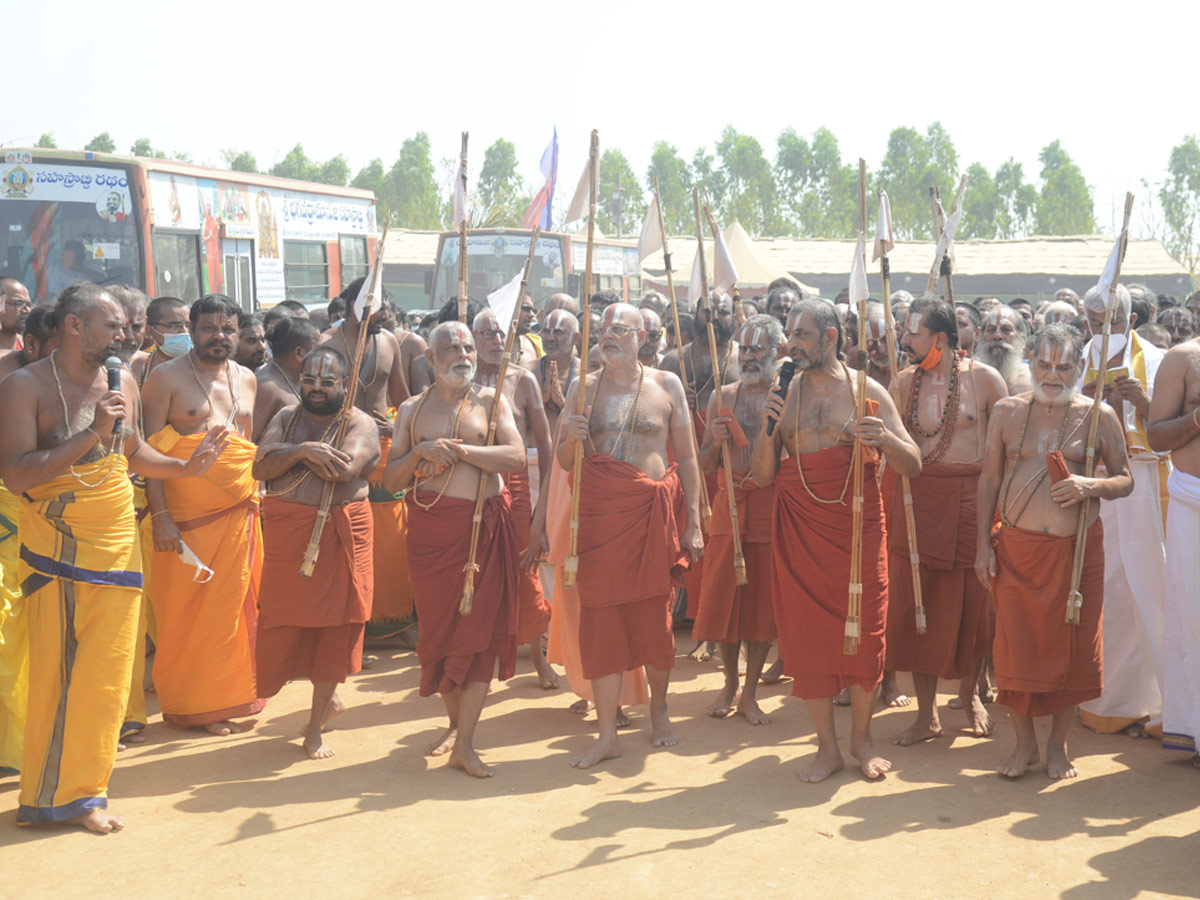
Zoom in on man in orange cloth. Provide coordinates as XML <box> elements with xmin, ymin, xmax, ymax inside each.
<box><xmin>322</xmin><ymin>280</ymin><xmax>411</xmax><ymax>641</ymax></box>
<box><xmin>977</xmin><ymin>323</ymin><xmax>1132</xmax><ymax>779</ymax></box>
<box><xmin>0</xmin><ymin>284</ymin><xmax>226</xmax><ymax>832</ymax></box>
<box><xmin>142</xmin><ymin>294</ymin><xmax>265</xmax><ymax>735</ymax></box>
<box><xmin>888</xmin><ymin>298</ymin><xmax>1007</xmax><ymax>745</ymax></box>
<box><xmin>752</xmin><ymin>300</ymin><xmax>921</xmax><ymax>783</ymax></box>
<box><xmin>254</xmin><ymin>347</ymin><xmax>379</xmax><ymax>759</ymax></box>
<box><xmin>558</xmin><ymin>303</ymin><xmax>705</xmax><ymax>769</ymax></box>
<box><xmin>695</xmin><ymin>315</ymin><xmax>784</xmax><ymax>725</ymax></box>
<box><xmin>384</xmin><ymin>321</ymin><xmax>525</xmax><ymax>777</ymax></box>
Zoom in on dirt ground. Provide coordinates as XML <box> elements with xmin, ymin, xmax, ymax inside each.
<box><xmin>2</xmin><ymin>637</ymin><xmax>1197</xmax><ymax>900</ymax></box>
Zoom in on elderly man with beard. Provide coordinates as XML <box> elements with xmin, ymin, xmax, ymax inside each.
<box><xmin>977</xmin><ymin>306</ymin><xmax>1032</xmax><ymax>394</ymax></box>
<box><xmin>385</xmin><ymin>322</ymin><xmax>525</xmax><ymax>777</ymax></box>
<box><xmin>977</xmin><ymin>323</ymin><xmax>1132</xmax><ymax>778</ymax></box>
<box><xmin>557</xmin><ymin>302</ymin><xmax>704</xmax><ymax>769</ymax></box>
<box><xmin>694</xmin><ymin>315</ymin><xmax>784</xmax><ymax>724</ymax></box>
<box><xmin>1073</xmin><ymin>285</ymin><xmax>1171</xmax><ymax>739</ymax></box>
<box><xmin>253</xmin><ymin>347</ymin><xmax>379</xmax><ymax>759</ymax></box>
<box><xmin>472</xmin><ymin>309</ymin><xmax>557</xmax><ymax>689</ymax></box>
<box><xmin>753</xmin><ymin>300</ymin><xmax>921</xmax><ymax>783</ymax></box>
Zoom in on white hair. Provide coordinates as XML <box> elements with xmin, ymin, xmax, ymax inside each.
<box><xmin>1083</xmin><ymin>282</ymin><xmax>1131</xmax><ymax>323</ymax></box>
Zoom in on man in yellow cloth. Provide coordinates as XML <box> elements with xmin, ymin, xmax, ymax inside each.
<box><xmin>254</xmin><ymin>346</ymin><xmax>379</xmax><ymax>759</ymax></box>
<box><xmin>977</xmin><ymin>323</ymin><xmax>1132</xmax><ymax>779</ymax></box>
<box><xmin>142</xmin><ymin>294</ymin><xmax>264</xmax><ymax>736</ymax></box>
<box><xmin>0</xmin><ymin>283</ymin><xmax>226</xmax><ymax>831</ymax></box>
<box><xmin>1148</xmin><ymin>326</ymin><xmax>1200</xmax><ymax>765</ymax></box>
<box><xmin>1074</xmin><ymin>285</ymin><xmax>1171</xmax><ymax>738</ymax></box>
<box><xmin>0</xmin><ymin>307</ymin><xmax>57</xmax><ymax>776</ymax></box>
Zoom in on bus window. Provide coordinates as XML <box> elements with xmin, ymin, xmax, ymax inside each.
<box><xmin>339</xmin><ymin>235</ymin><xmax>368</xmax><ymax>287</ymax></box>
<box><xmin>284</xmin><ymin>240</ymin><xmax>329</xmax><ymax>301</ymax></box>
<box><xmin>432</xmin><ymin>233</ymin><xmax>565</xmax><ymax>309</ymax></box>
<box><xmin>153</xmin><ymin>232</ymin><xmax>201</xmax><ymax>301</ymax></box>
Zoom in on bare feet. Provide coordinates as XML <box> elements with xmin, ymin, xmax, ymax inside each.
<box><xmin>760</xmin><ymin>658</ymin><xmax>787</xmax><ymax>684</ymax></box>
<box><xmin>880</xmin><ymin>681</ymin><xmax>911</xmax><ymax>708</ymax></box>
<box><xmin>448</xmin><ymin>744</ymin><xmax>494</xmax><ymax>777</ymax></box>
<box><xmin>570</xmin><ymin>734</ymin><xmax>622</xmax><ymax>769</ymax></box>
<box><xmin>616</xmin><ymin>707</ymin><xmax>632</xmax><ymax>728</ymax></box>
<box><xmin>303</xmin><ymin>732</ymin><xmax>334</xmax><ymax>759</ymax></box>
<box><xmin>301</xmin><ymin>694</ymin><xmax>346</xmax><ymax>737</ymax></box>
<box><xmin>1122</xmin><ymin>722</ymin><xmax>1149</xmax><ymax>739</ymax></box>
<box><xmin>204</xmin><ymin>721</ymin><xmax>240</xmax><ymax>736</ymax></box>
<box><xmin>833</xmin><ymin>688</ymin><xmax>851</xmax><ymax>707</ymax></box>
<box><xmin>69</xmin><ymin>809</ymin><xmax>125</xmax><ymax>834</ymax></box>
<box><xmin>650</xmin><ymin>706</ymin><xmax>677</xmax><ymax>747</ymax></box>
<box><xmin>737</xmin><ymin>697</ymin><xmax>772</xmax><ymax>726</ymax></box>
<box><xmin>851</xmin><ymin>739</ymin><xmax>892</xmax><ymax>779</ymax></box>
<box><xmin>997</xmin><ymin>743</ymin><xmax>1040</xmax><ymax>778</ymax></box>
<box><xmin>568</xmin><ymin>698</ymin><xmax>592</xmax><ymax>716</ymax></box>
<box><xmin>892</xmin><ymin>717</ymin><xmax>943</xmax><ymax>746</ymax></box>
<box><xmin>687</xmin><ymin>640</ymin><xmax>715</xmax><ymax>662</ymax></box>
<box><xmin>425</xmin><ymin>727</ymin><xmax>457</xmax><ymax>756</ymax></box>
<box><xmin>121</xmin><ymin>731</ymin><xmax>146</xmax><ymax>745</ymax></box>
<box><xmin>796</xmin><ymin>746</ymin><xmax>844</xmax><ymax>783</ymax></box>
<box><xmin>532</xmin><ymin>652</ymin><xmax>561</xmax><ymax>690</ymax></box>
<box><xmin>963</xmin><ymin>694</ymin><xmax>994</xmax><ymax>737</ymax></box>
<box><xmin>707</xmin><ymin>682</ymin><xmax>737</xmax><ymax>718</ymax></box>
<box><xmin>1046</xmin><ymin>744</ymin><xmax>1078</xmax><ymax>780</ymax></box>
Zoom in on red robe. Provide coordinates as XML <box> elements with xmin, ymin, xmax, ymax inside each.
<box><xmin>406</xmin><ymin>490</ymin><xmax>518</xmax><ymax>696</ymax></box>
<box><xmin>505</xmin><ymin>465</ymin><xmax>551</xmax><ymax>645</ymax></box>
<box><xmin>576</xmin><ymin>454</ymin><xmax>689</xmax><ymax>680</ymax></box>
<box><xmin>772</xmin><ymin>447</ymin><xmax>887</xmax><ymax>699</ymax></box>
<box><xmin>256</xmin><ymin>497</ymin><xmax>373</xmax><ymax>695</ymax></box>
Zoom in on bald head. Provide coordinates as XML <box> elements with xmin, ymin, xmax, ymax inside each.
<box><xmin>542</xmin><ymin>293</ymin><xmax>579</xmax><ymax>318</ymax></box>
<box><xmin>429</xmin><ymin>320</ymin><xmax>472</xmax><ymax>351</ymax></box>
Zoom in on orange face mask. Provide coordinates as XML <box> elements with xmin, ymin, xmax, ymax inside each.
<box><xmin>919</xmin><ymin>337</ymin><xmax>944</xmax><ymax>372</ymax></box>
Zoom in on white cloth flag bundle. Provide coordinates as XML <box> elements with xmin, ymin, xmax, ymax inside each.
<box><xmin>688</xmin><ymin>241</ymin><xmax>706</xmax><ymax>305</ymax></box>
<box><xmin>711</xmin><ymin>225</ymin><xmax>738</xmax><ymax>295</ymax></box>
<box><xmin>487</xmin><ymin>268</ymin><xmax>523</xmax><ymax>338</ymax></box>
<box><xmin>564</xmin><ymin>157</ymin><xmax>596</xmax><ymax>226</ymax></box>
<box><xmin>873</xmin><ymin>190</ymin><xmax>894</xmax><ymax>262</ymax></box>
<box><xmin>1097</xmin><ymin>231</ymin><xmax>1124</xmax><ymax>308</ymax></box>
<box><xmin>452</xmin><ymin>153</ymin><xmax>468</xmax><ymax>230</ymax></box>
<box><xmin>849</xmin><ymin>234</ymin><xmax>869</xmax><ymax>304</ymax></box>
<box><xmin>352</xmin><ymin>256</ymin><xmax>383</xmax><ymax>322</ymax></box>
<box><xmin>637</xmin><ymin>201</ymin><xmax>663</xmax><ymax>263</ymax></box>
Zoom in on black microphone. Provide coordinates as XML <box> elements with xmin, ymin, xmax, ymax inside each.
<box><xmin>104</xmin><ymin>356</ymin><xmax>123</xmax><ymax>436</ymax></box>
<box><xmin>766</xmin><ymin>360</ymin><xmax>796</xmax><ymax>436</ymax></box>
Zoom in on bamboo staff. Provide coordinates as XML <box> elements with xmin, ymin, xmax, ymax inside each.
<box><xmin>694</xmin><ymin>189</ymin><xmax>747</xmax><ymax>586</ymax></box>
<box><xmin>877</xmin><ymin>188</ymin><xmax>926</xmax><ymax>635</ymax></box>
<box><xmin>653</xmin><ymin>177</ymin><xmax>711</xmax><ymax>524</ymax></box>
<box><xmin>924</xmin><ymin>176</ymin><xmax>967</xmax><ymax>299</ymax></box>
<box><xmin>1066</xmin><ymin>191</ymin><xmax>1134</xmax><ymax>625</ymax></box>
<box><xmin>845</xmin><ymin>159</ymin><xmax>870</xmax><ymax>655</ymax></box>
<box><xmin>299</xmin><ymin>222</ymin><xmax>391</xmax><ymax>577</ymax></box>
<box><xmin>457</xmin><ymin>132</ymin><xmax>469</xmax><ymax>323</ymax></box>
<box><xmin>563</xmin><ymin>130</ymin><xmax>599</xmax><ymax>588</ymax></box>
<box><xmin>459</xmin><ymin>227</ymin><xmax>541</xmax><ymax>614</ymax></box>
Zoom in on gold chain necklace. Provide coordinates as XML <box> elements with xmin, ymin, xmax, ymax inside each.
<box><xmin>188</xmin><ymin>352</ymin><xmax>240</xmax><ymax>430</ymax></box>
<box><xmin>270</xmin><ymin>359</ymin><xmax>301</xmax><ymax>398</ymax></box>
<box><xmin>791</xmin><ymin>365</ymin><xmax>856</xmax><ymax>505</ymax></box>
<box><xmin>262</xmin><ymin>405</ymin><xmax>340</xmax><ymax>497</ymax></box>
<box><xmin>409</xmin><ymin>385</ymin><xmax>472</xmax><ymax>510</ymax></box>
<box><xmin>50</xmin><ymin>351</ymin><xmax>121</xmax><ymax>488</ymax></box>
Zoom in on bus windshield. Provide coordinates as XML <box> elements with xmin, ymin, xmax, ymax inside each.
<box><xmin>432</xmin><ymin>232</ymin><xmax>565</xmax><ymax>309</ymax></box>
<box><xmin>0</xmin><ymin>158</ymin><xmax>140</xmax><ymax>302</ymax></box>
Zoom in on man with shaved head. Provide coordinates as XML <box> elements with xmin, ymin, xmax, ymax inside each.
<box><xmin>977</xmin><ymin>306</ymin><xmax>1032</xmax><ymax>394</ymax></box>
<box><xmin>385</xmin><ymin>321</ymin><xmax>525</xmax><ymax>777</ymax></box>
<box><xmin>1055</xmin><ymin>287</ymin><xmax>1082</xmax><ymax>313</ymax></box>
<box><xmin>472</xmin><ymin>309</ymin><xmax>557</xmax><ymax>689</ymax></box>
<box><xmin>1041</xmin><ymin>301</ymin><xmax>1079</xmax><ymax>327</ymax></box>
<box><xmin>639</xmin><ymin>308</ymin><xmax>664</xmax><ymax>367</ymax></box>
<box><xmin>557</xmin><ymin>302</ymin><xmax>704</xmax><ymax>768</ymax></box>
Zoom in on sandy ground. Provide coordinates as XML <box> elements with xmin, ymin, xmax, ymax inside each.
<box><xmin>2</xmin><ymin>637</ymin><xmax>1198</xmax><ymax>900</ymax></box>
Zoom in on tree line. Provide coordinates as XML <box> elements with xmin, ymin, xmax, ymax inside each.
<box><xmin>33</xmin><ymin>126</ymin><xmax>1200</xmax><ymax>272</ymax></box>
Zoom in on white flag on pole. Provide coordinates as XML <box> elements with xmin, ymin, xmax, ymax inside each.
<box><xmin>353</xmin><ymin>258</ymin><xmax>382</xmax><ymax>322</ymax></box>
<box><xmin>712</xmin><ymin>225</ymin><xmax>738</xmax><ymax>295</ymax></box>
<box><xmin>873</xmin><ymin>190</ymin><xmax>894</xmax><ymax>262</ymax></box>
<box><xmin>452</xmin><ymin>153</ymin><xmax>468</xmax><ymax>229</ymax></box>
<box><xmin>564</xmin><ymin>157</ymin><xmax>596</xmax><ymax>226</ymax></box>
<box><xmin>688</xmin><ymin>241</ymin><xmax>706</xmax><ymax>305</ymax></box>
<box><xmin>637</xmin><ymin>201</ymin><xmax>662</xmax><ymax>262</ymax></box>
<box><xmin>487</xmin><ymin>268</ymin><xmax>523</xmax><ymax>338</ymax></box>
<box><xmin>849</xmin><ymin>234</ymin><xmax>869</xmax><ymax>304</ymax></box>
<box><xmin>1097</xmin><ymin>231</ymin><xmax>1123</xmax><ymax>308</ymax></box>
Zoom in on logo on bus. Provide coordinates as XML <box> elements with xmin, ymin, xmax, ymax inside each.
<box><xmin>2</xmin><ymin>166</ymin><xmax>32</xmax><ymax>199</ymax></box>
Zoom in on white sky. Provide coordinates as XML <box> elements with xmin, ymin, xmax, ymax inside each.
<box><xmin>5</xmin><ymin>0</ymin><xmax>1191</xmax><ymax>237</ymax></box>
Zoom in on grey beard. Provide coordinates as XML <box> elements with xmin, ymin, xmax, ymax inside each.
<box><xmin>741</xmin><ymin>363</ymin><xmax>777</xmax><ymax>385</ymax></box>
<box><xmin>977</xmin><ymin>340</ymin><xmax>1027</xmax><ymax>387</ymax></box>
<box><xmin>443</xmin><ymin>363</ymin><xmax>476</xmax><ymax>390</ymax></box>
<box><xmin>1033</xmin><ymin>383</ymin><xmax>1077</xmax><ymax>407</ymax></box>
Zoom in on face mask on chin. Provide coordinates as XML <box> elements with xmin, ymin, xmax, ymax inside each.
<box><xmin>160</xmin><ymin>332</ymin><xmax>193</xmax><ymax>358</ymax></box>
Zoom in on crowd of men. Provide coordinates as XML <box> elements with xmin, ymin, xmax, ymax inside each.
<box><xmin>0</xmin><ymin>270</ymin><xmax>1198</xmax><ymax>835</ymax></box>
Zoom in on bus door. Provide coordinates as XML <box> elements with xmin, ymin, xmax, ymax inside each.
<box><xmin>222</xmin><ymin>238</ymin><xmax>255</xmax><ymax>312</ymax></box>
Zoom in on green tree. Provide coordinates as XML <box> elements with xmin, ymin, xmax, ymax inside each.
<box><xmin>352</xmin><ymin>158</ymin><xmax>389</xmax><ymax>222</ymax></box>
<box><xmin>774</xmin><ymin>126</ymin><xmax>858</xmax><ymax>238</ymax></box>
<box><xmin>875</xmin><ymin>123</ymin><xmax>959</xmax><ymax>239</ymax></box>
<box><xmin>644</xmin><ymin>141</ymin><xmax>691</xmax><ymax>236</ymax></box>
<box><xmin>35</xmin><ymin>132</ymin><xmax>56</xmax><ymax>149</ymax></box>
<box><xmin>596</xmin><ymin>148</ymin><xmax>645</xmax><ymax>237</ymax></box>
<box><xmin>475</xmin><ymin>138</ymin><xmax>529</xmax><ymax>226</ymax></box>
<box><xmin>317</xmin><ymin>155</ymin><xmax>349</xmax><ymax>187</ymax></box>
<box><xmin>85</xmin><ymin>132</ymin><xmax>116</xmax><ymax>153</ymax></box>
<box><xmin>994</xmin><ymin>158</ymin><xmax>1039</xmax><ymax>238</ymax></box>
<box><xmin>690</xmin><ymin>145</ymin><xmax>721</xmax><ymax>222</ymax></box>
<box><xmin>388</xmin><ymin>132</ymin><xmax>441</xmax><ymax>229</ymax></box>
<box><xmin>221</xmin><ymin>149</ymin><xmax>258</xmax><ymax>173</ymax></box>
<box><xmin>1034</xmin><ymin>140</ymin><xmax>1095</xmax><ymax>234</ymax></box>
<box><xmin>270</xmin><ymin>144</ymin><xmax>319</xmax><ymax>181</ymax></box>
<box><xmin>1160</xmin><ymin>135</ymin><xmax>1200</xmax><ymax>272</ymax></box>
<box><xmin>129</xmin><ymin>138</ymin><xmax>166</xmax><ymax>159</ymax></box>
<box><xmin>714</xmin><ymin>126</ymin><xmax>774</xmax><ymax>235</ymax></box>
<box><xmin>959</xmin><ymin>162</ymin><xmax>999</xmax><ymax>239</ymax></box>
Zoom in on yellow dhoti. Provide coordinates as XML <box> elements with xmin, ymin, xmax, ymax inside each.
<box><xmin>18</xmin><ymin>458</ymin><xmax>141</xmax><ymax>823</ymax></box>
<box><xmin>0</xmin><ymin>484</ymin><xmax>28</xmax><ymax>774</ymax></box>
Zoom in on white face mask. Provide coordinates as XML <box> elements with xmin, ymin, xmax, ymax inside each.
<box><xmin>1091</xmin><ymin>330</ymin><xmax>1127</xmax><ymax>365</ymax></box>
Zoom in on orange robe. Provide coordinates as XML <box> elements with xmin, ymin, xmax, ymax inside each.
<box><xmin>546</xmin><ymin>456</ymin><xmax>649</xmax><ymax>705</ymax></box>
<box><xmin>148</xmin><ymin>428</ymin><xmax>265</xmax><ymax>726</ymax></box>
<box><xmin>575</xmin><ymin>454</ymin><xmax>689</xmax><ymax>680</ymax></box>
<box><xmin>256</xmin><ymin>497</ymin><xmax>373</xmax><ymax>695</ymax></box>
<box><xmin>406</xmin><ymin>490</ymin><xmax>518</xmax><ymax>696</ymax></box>
<box><xmin>886</xmin><ymin>462</ymin><xmax>993</xmax><ymax>679</ymax></box>
<box><xmin>693</xmin><ymin>470</ymin><xmax>776</xmax><ymax>644</ymax></box>
<box><xmin>367</xmin><ymin>435</ymin><xmax>414</xmax><ymax>633</ymax></box>
<box><xmin>506</xmin><ymin>465</ymin><xmax>551</xmax><ymax>645</ymax></box>
<box><xmin>993</xmin><ymin>520</ymin><xmax>1104</xmax><ymax>717</ymax></box>
<box><xmin>772</xmin><ymin>447</ymin><xmax>888</xmax><ymax>700</ymax></box>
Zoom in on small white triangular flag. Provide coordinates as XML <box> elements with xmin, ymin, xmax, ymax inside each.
<box><xmin>1097</xmin><ymin>232</ymin><xmax>1123</xmax><ymax>309</ymax></box>
<box><xmin>849</xmin><ymin>234</ymin><xmax>869</xmax><ymax>304</ymax></box>
<box><xmin>712</xmin><ymin>225</ymin><xmax>738</xmax><ymax>295</ymax></box>
<box><xmin>486</xmin><ymin>269</ymin><xmax>523</xmax><ymax>338</ymax></box>
<box><xmin>564</xmin><ymin>157</ymin><xmax>596</xmax><ymax>226</ymax></box>
<box><xmin>637</xmin><ymin>201</ymin><xmax>662</xmax><ymax>263</ymax></box>
<box><xmin>873</xmin><ymin>190</ymin><xmax>894</xmax><ymax>262</ymax></box>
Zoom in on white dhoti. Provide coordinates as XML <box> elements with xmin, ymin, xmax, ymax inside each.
<box><xmin>1163</xmin><ymin>467</ymin><xmax>1200</xmax><ymax>753</ymax></box>
<box><xmin>1080</xmin><ymin>457</ymin><xmax>1168</xmax><ymax>730</ymax></box>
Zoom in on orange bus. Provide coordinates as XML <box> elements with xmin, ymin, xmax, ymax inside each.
<box><xmin>0</xmin><ymin>148</ymin><xmax>377</xmax><ymax>311</ymax></box>
<box><xmin>429</xmin><ymin>228</ymin><xmax>641</xmax><ymax>310</ymax></box>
